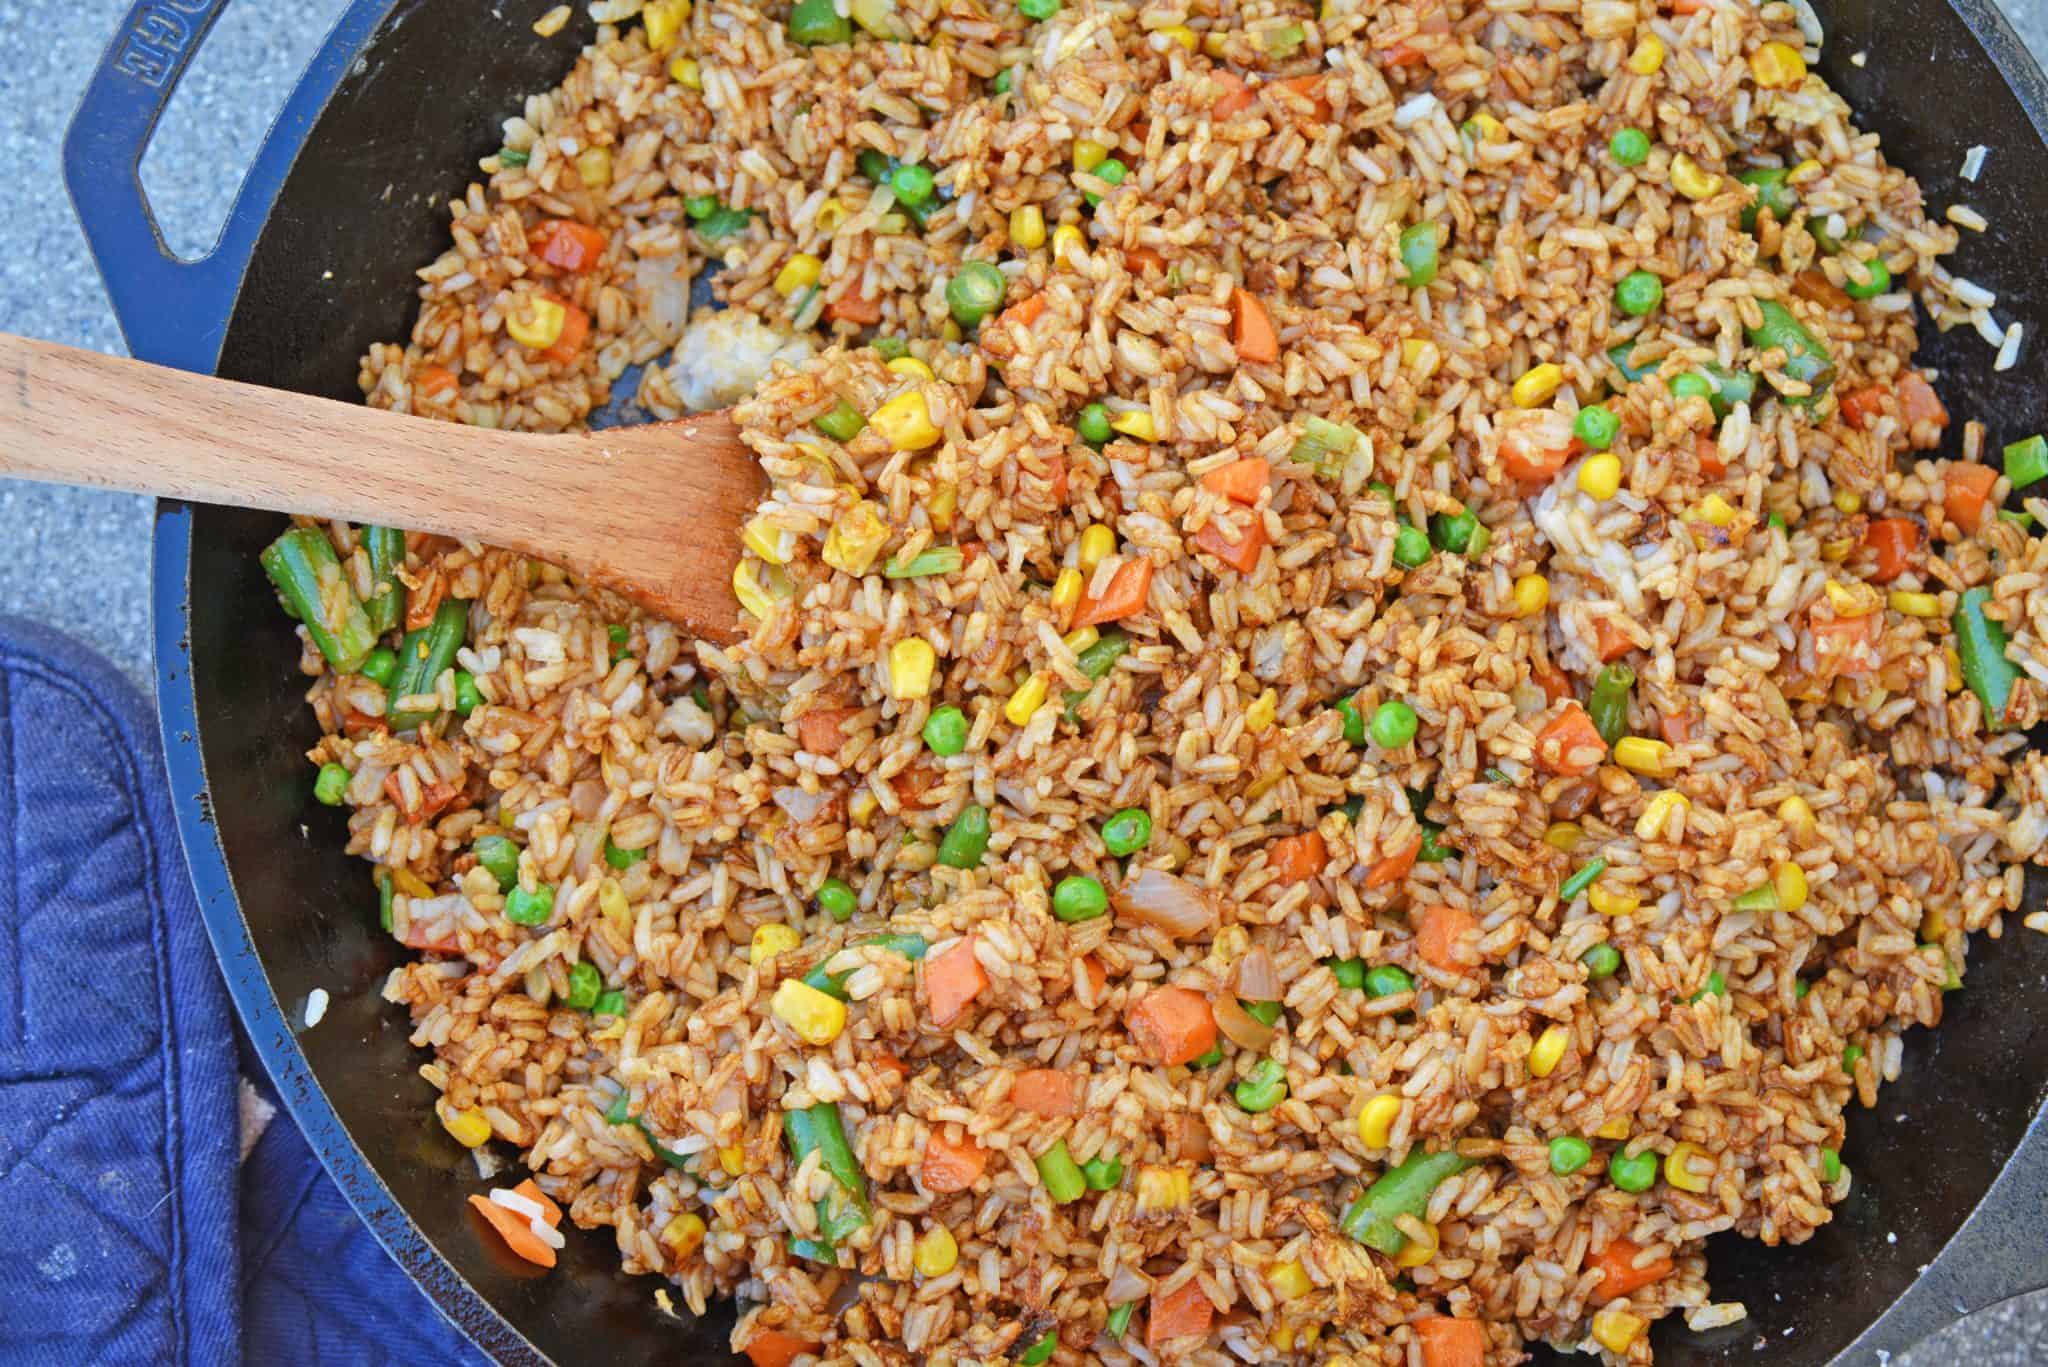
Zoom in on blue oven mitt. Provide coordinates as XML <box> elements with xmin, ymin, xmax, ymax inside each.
<box><xmin>0</xmin><ymin>616</ymin><xmax>484</xmax><ymax>1366</ymax></box>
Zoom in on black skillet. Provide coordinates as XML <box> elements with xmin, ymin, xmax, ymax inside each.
<box><xmin>61</xmin><ymin>0</ymin><xmax>2048</xmax><ymax>1360</ymax></box>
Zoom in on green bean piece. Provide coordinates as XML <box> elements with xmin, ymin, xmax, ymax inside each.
<box><xmin>476</xmin><ymin>834</ymin><xmax>520</xmax><ymax>890</ymax></box>
<box><xmin>453</xmin><ymin>671</ymin><xmax>483</xmax><ymax>716</ymax></box>
<box><xmin>1955</xmin><ymin>587</ymin><xmax>2019</xmax><ymax>729</ymax></box>
<box><xmin>1036</xmin><ymin>1140</ymin><xmax>1086</xmax><ymax>1203</ymax></box>
<box><xmin>1363</xmin><ymin>964</ymin><xmax>1413</xmax><ymax>998</ymax></box>
<box><xmin>1561</xmin><ymin>858</ymin><xmax>1608</xmax><ymax>901</ymax></box>
<box><xmin>1327</xmin><ymin>957</ymin><xmax>1366</xmax><ymax>990</ymax></box>
<box><xmin>1052</xmin><ymin>875</ymin><xmax>1108</xmax><ymax>923</ymax></box>
<box><xmin>567</xmin><ymin>961</ymin><xmax>602</xmax><ymax>1010</ymax></box>
<box><xmin>1190</xmin><ymin>1040</ymin><xmax>1225</xmax><ymax>1069</ymax></box>
<box><xmin>884</xmin><ymin>547</ymin><xmax>965</xmax><ymax>578</ymax></box>
<box><xmin>261</xmin><ymin>527</ymin><xmax>376</xmax><ymax>673</ymax></box>
<box><xmin>1104</xmin><ymin>1303</ymin><xmax>1136</xmax><ymax>1339</ymax></box>
<box><xmin>1082</xmin><ymin>1153</ymin><xmax>1124</xmax><ymax>1190</ymax></box>
<box><xmin>1075</xmin><ymin>631</ymin><xmax>1130</xmax><ymax>680</ymax></box>
<box><xmin>1340</xmin><ymin>1148</ymin><xmax>1475</xmax><ymax>1253</ymax></box>
<box><xmin>784</xmin><ymin>1102</ymin><xmax>871</xmax><ymax>1252</ymax></box>
<box><xmin>1587</xmin><ymin>663</ymin><xmax>1635</xmax><ymax>747</ymax></box>
<box><xmin>1821</xmin><ymin>1147</ymin><xmax>1842</xmax><ymax>1183</ymax></box>
<box><xmin>1417</xmin><ymin>823</ymin><xmax>1455</xmax><ymax>864</ymax></box>
<box><xmin>1607</xmin><ymin>1147</ymin><xmax>1658</xmax><ymax>1192</ymax></box>
<box><xmin>361</xmin><ymin>526</ymin><xmax>408</xmax><ymax>635</ymax></box>
<box><xmin>1429</xmin><ymin>509</ymin><xmax>1477</xmax><ymax>554</ymax></box>
<box><xmin>314</xmin><ymin>762</ymin><xmax>350</xmax><ymax>807</ymax></box>
<box><xmin>1606</xmin><ymin>342</ymin><xmax>1658</xmax><ymax>384</ymax></box>
<box><xmin>922</xmin><ymin>705</ymin><xmax>969</xmax><ymax>756</ymax></box>
<box><xmin>938</xmin><ymin>804</ymin><xmax>991</xmax><ymax>868</ymax></box>
<box><xmin>504</xmin><ymin>884</ymin><xmax>555</xmax><ymax>926</ymax></box>
<box><xmin>1744</xmin><ymin>299</ymin><xmax>1835</xmax><ymax>400</ymax></box>
<box><xmin>1242</xmin><ymin>1000</ymin><xmax>1283</xmax><ymax>1027</ymax></box>
<box><xmin>377</xmin><ymin>870</ymin><xmax>394</xmax><ymax>932</ymax></box>
<box><xmin>815</xmin><ymin>876</ymin><xmax>857</xmax><ymax>923</ymax></box>
<box><xmin>593</xmin><ymin>988</ymin><xmax>626</xmax><ymax>1017</ymax></box>
<box><xmin>2005</xmin><ymin>434</ymin><xmax>2048</xmax><ymax>489</ymax></box>
<box><xmin>1398</xmin><ymin>222</ymin><xmax>1439</xmax><ymax>287</ymax></box>
<box><xmin>1581</xmin><ymin>943</ymin><xmax>1622</xmax><ymax>980</ymax></box>
<box><xmin>1100</xmin><ymin>806</ymin><xmax>1151</xmax><ymax>856</ymax></box>
<box><xmin>856</xmin><ymin>148</ymin><xmax>893</xmax><ymax>184</ymax></box>
<box><xmin>1699</xmin><ymin>363</ymin><xmax>1758</xmax><ymax>420</ymax></box>
<box><xmin>815</xmin><ymin>398</ymin><xmax>866</xmax><ymax>442</ymax></box>
<box><xmin>386</xmin><ymin>599</ymin><xmax>469</xmax><ymax>729</ymax></box>
<box><xmin>788</xmin><ymin>0</ymin><xmax>851</xmax><ymax>44</ymax></box>
<box><xmin>1018</xmin><ymin>1330</ymin><xmax>1058</xmax><ymax>1366</ymax></box>
<box><xmin>1235</xmin><ymin>1058</ymin><xmax>1289</xmax><ymax>1113</ymax></box>
<box><xmin>498</xmin><ymin>148</ymin><xmax>530</xmax><ymax>168</ymax></box>
<box><xmin>803</xmin><ymin>932</ymin><xmax>930</xmax><ymax>1000</ymax></box>
<box><xmin>1549</xmin><ymin>1136</ymin><xmax>1593</xmax><ymax>1176</ymax></box>
<box><xmin>1737</xmin><ymin>166</ymin><xmax>1797</xmax><ymax>233</ymax></box>
<box><xmin>1843</xmin><ymin>1043</ymin><xmax>1864</xmax><ymax>1075</ymax></box>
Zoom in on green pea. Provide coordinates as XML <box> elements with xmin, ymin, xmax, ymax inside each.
<box><xmin>992</xmin><ymin>67</ymin><xmax>1014</xmax><ymax>94</ymax></box>
<box><xmin>1327</xmin><ymin>957</ymin><xmax>1366</xmax><ymax>990</ymax></box>
<box><xmin>1737</xmin><ymin>166</ymin><xmax>1798</xmax><ymax>233</ymax></box>
<box><xmin>1076</xmin><ymin>402</ymin><xmax>1113</xmax><ymax>447</ymax></box>
<box><xmin>856</xmin><ymin>148</ymin><xmax>893</xmax><ymax>184</ymax></box>
<box><xmin>1052</xmin><ymin>875</ymin><xmax>1109</xmax><ymax>922</ymax></box>
<box><xmin>685</xmin><ymin>193</ymin><xmax>721</xmax><ymax>220</ymax></box>
<box><xmin>1842</xmin><ymin>1043</ymin><xmax>1864</xmax><ymax>1076</ymax></box>
<box><xmin>816</xmin><ymin>876</ymin><xmax>857</xmax><ymax>923</ymax></box>
<box><xmin>1370</xmin><ymin>699</ymin><xmax>1419</xmax><ymax>749</ymax></box>
<box><xmin>890</xmin><ymin>162</ymin><xmax>936</xmax><ymax>208</ymax></box>
<box><xmin>1018</xmin><ymin>1330</ymin><xmax>1058</xmax><ymax>1366</ymax></box>
<box><xmin>453</xmin><ymin>670</ymin><xmax>483</xmax><ymax>715</ymax></box>
<box><xmin>360</xmin><ymin>647</ymin><xmax>399</xmax><ymax>687</ymax></box>
<box><xmin>1668</xmin><ymin>371</ymin><xmax>1714</xmax><ymax>402</ymax></box>
<box><xmin>1548</xmin><ymin>1136</ymin><xmax>1593</xmax><ymax>1176</ymax></box>
<box><xmin>1368</xmin><ymin>479</ymin><xmax>1396</xmax><ymax>504</ymax></box>
<box><xmin>1843</xmin><ymin>256</ymin><xmax>1892</xmax><ymax>300</ymax></box>
<box><xmin>1364</xmin><ymin>964</ymin><xmax>1413</xmax><ymax>998</ymax></box>
<box><xmin>567</xmin><ymin>961</ymin><xmax>602</xmax><ymax>1010</ymax></box>
<box><xmin>1614</xmin><ymin>269</ymin><xmax>1663</xmax><ymax>316</ymax></box>
<box><xmin>603</xmin><ymin>839</ymin><xmax>646</xmax><ymax>871</ymax></box>
<box><xmin>1398</xmin><ymin>221</ymin><xmax>1439</xmax><ymax>287</ymax></box>
<box><xmin>1821</xmin><ymin>1147</ymin><xmax>1842</xmax><ymax>1183</ymax></box>
<box><xmin>1687</xmin><ymin>970</ymin><xmax>1726</xmax><ymax>1004</ymax></box>
<box><xmin>1084</xmin><ymin>158</ymin><xmax>1126</xmax><ymax>206</ymax></box>
<box><xmin>1608</xmin><ymin>1147</ymin><xmax>1658</xmax><ymax>1192</ymax></box>
<box><xmin>1019</xmin><ymin>0</ymin><xmax>1059</xmax><ymax>17</ymax></box>
<box><xmin>1243</xmin><ymin>1000</ymin><xmax>1283</xmax><ymax>1027</ymax></box>
<box><xmin>814</xmin><ymin>397</ymin><xmax>866</xmax><ymax>442</ymax></box>
<box><xmin>1609</xmin><ymin>127</ymin><xmax>1651</xmax><ymax>167</ymax></box>
<box><xmin>922</xmin><ymin>704</ymin><xmax>969</xmax><ymax>756</ymax></box>
<box><xmin>946</xmin><ymin>260</ymin><xmax>1007</xmax><ymax>326</ymax></box>
<box><xmin>938</xmin><ymin>803</ymin><xmax>991</xmax><ymax>869</ymax></box>
<box><xmin>1393</xmin><ymin>523</ymin><xmax>1432</xmax><ymax>567</ymax></box>
<box><xmin>1100</xmin><ymin>807</ymin><xmax>1152</xmax><ymax>856</ymax></box>
<box><xmin>1573</xmin><ymin>405</ymin><xmax>1619</xmax><ymax>450</ymax></box>
<box><xmin>1234</xmin><ymin>1058</ymin><xmax>1289</xmax><ymax>1113</ymax></box>
<box><xmin>504</xmin><ymin>883</ymin><xmax>555</xmax><ymax>926</ymax></box>
<box><xmin>1429</xmin><ymin>509</ymin><xmax>1477</xmax><ymax>553</ymax></box>
<box><xmin>1333</xmin><ymin>694</ymin><xmax>1368</xmax><ymax>746</ymax></box>
<box><xmin>788</xmin><ymin>0</ymin><xmax>851</xmax><ymax>44</ymax></box>
<box><xmin>1083</xmin><ymin>1152</ymin><xmax>1124</xmax><ymax>1189</ymax></box>
<box><xmin>593</xmin><ymin>988</ymin><xmax>626</xmax><ymax>1018</ymax></box>
<box><xmin>313</xmin><ymin>762</ymin><xmax>351</xmax><ymax>807</ymax></box>
<box><xmin>1581</xmin><ymin>943</ymin><xmax>1621</xmax><ymax>980</ymax></box>
<box><xmin>475</xmin><ymin>834</ymin><xmax>520</xmax><ymax>890</ymax></box>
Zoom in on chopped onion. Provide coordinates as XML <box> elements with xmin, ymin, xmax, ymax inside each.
<box><xmin>1105</xmin><ymin>1264</ymin><xmax>1151</xmax><ymax>1305</ymax></box>
<box><xmin>1233</xmin><ymin>946</ymin><xmax>1281</xmax><ymax>1003</ymax></box>
<box><xmin>1169</xmin><ymin>1112</ymin><xmax>1213</xmax><ymax>1163</ymax></box>
<box><xmin>773</xmin><ymin>785</ymin><xmax>836</xmax><ymax>824</ymax></box>
<box><xmin>1113</xmin><ymin>869</ymin><xmax>1219</xmax><ymax>939</ymax></box>
<box><xmin>1212</xmin><ymin>993</ymin><xmax>1276</xmax><ymax>1052</ymax></box>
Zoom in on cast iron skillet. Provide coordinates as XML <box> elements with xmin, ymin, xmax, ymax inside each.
<box><xmin>61</xmin><ymin>0</ymin><xmax>2048</xmax><ymax>1360</ymax></box>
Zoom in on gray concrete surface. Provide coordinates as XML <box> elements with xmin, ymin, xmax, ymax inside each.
<box><xmin>3</xmin><ymin>0</ymin><xmax>2048</xmax><ymax>1359</ymax></box>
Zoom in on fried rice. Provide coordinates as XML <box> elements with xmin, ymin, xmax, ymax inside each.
<box><xmin>277</xmin><ymin>0</ymin><xmax>2048</xmax><ymax>1361</ymax></box>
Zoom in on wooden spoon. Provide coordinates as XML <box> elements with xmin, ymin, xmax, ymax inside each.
<box><xmin>0</xmin><ymin>332</ymin><xmax>759</xmax><ymax>643</ymax></box>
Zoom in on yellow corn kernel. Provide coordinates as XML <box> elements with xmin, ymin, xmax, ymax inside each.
<box><xmin>1595</xmin><ymin>1116</ymin><xmax>1632</xmax><ymax>1140</ymax></box>
<box><xmin>1108</xmin><ymin>409</ymin><xmax>1157</xmax><ymax>441</ymax></box>
<box><xmin>1393</xmin><ymin>1218</ymin><xmax>1439</xmax><ymax>1269</ymax></box>
<box><xmin>733</xmin><ymin>561</ymin><xmax>774</xmax><ymax>619</ymax></box>
<box><xmin>1626</xmin><ymin>33</ymin><xmax>1665</xmax><ymax>75</ymax></box>
<box><xmin>742</xmin><ymin>515</ymin><xmax>795</xmax><ymax>565</ymax></box>
<box><xmin>1825</xmin><ymin>578</ymin><xmax>1883</xmax><ymax>618</ymax></box>
<box><xmin>1267</xmin><ymin>1260</ymin><xmax>1313</xmax><ymax>1302</ymax></box>
<box><xmin>1529</xmin><ymin>1024</ymin><xmax>1570</xmax><ymax>1078</ymax></box>
<box><xmin>661</xmin><ymin>1211</ymin><xmax>707</xmax><ymax>1258</ymax></box>
<box><xmin>506</xmin><ymin>295</ymin><xmax>567</xmax><ymax>350</ymax></box>
<box><xmin>1833</xmin><ymin>488</ymin><xmax>1863</xmax><ymax>515</ymax></box>
<box><xmin>1512</xmin><ymin>573</ymin><xmax>1551</xmax><ymax>618</ymax></box>
<box><xmin>1750</xmin><ymin>40</ymin><xmax>1807</xmax><ymax>89</ymax></box>
<box><xmin>1050</xmin><ymin>567</ymin><xmax>1084</xmax><ymax>619</ymax></box>
<box><xmin>1889</xmin><ymin>589</ymin><xmax>1941</xmax><ymax>617</ymax></box>
<box><xmin>1357</xmin><ymin>1093</ymin><xmax>1403</xmax><ymax>1149</ymax></box>
<box><xmin>441</xmin><ymin>1104</ymin><xmax>493</xmax><ymax>1149</ymax></box>
<box><xmin>890</xmin><ymin>638</ymin><xmax>937</xmax><ymax>700</ymax></box>
<box><xmin>1613</xmin><ymin>736</ymin><xmax>1672</xmax><ymax>775</ymax></box>
<box><xmin>669</xmin><ymin>54</ymin><xmax>703</xmax><ymax>90</ymax></box>
<box><xmin>913</xmin><ymin>1224</ymin><xmax>959</xmax><ymax>1277</ymax></box>
<box><xmin>1923</xmin><ymin>904</ymin><xmax>1951</xmax><ymax>941</ymax></box>
<box><xmin>751</xmin><ymin>923</ymin><xmax>801</xmax><ymax>963</ymax></box>
<box><xmin>1671</xmin><ymin>152</ymin><xmax>1721</xmax><ymax>201</ymax></box>
<box><xmin>849</xmin><ymin>789</ymin><xmax>879</xmax><ymax>827</ymax></box>
<box><xmin>575</xmin><ymin>146</ymin><xmax>613</xmax><ymax>189</ymax></box>
<box><xmin>1578</xmin><ymin>454</ymin><xmax>1623</xmax><ymax>501</ymax></box>
<box><xmin>1402</xmin><ymin>336</ymin><xmax>1442</xmax><ymax>380</ymax></box>
<box><xmin>1636</xmin><ymin>790</ymin><xmax>1691</xmax><ymax>840</ymax></box>
<box><xmin>1466</xmin><ymin>111</ymin><xmax>1508</xmax><ymax>144</ymax></box>
<box><xmin>1052</xmin><ymin>223</ymin><xmax>1086</xmax><ymax>264</ymax></box>
<box><xmin>1158</xmin><ymin>23</ymin><xmax>1198</xmax><ymax>51</ymax></box>
<box><xmin>643</xmin><ymin>0</ymin><xmax>691</xmax><ymax>50</ymax></box>
<box><xmin>774</xmin><ymin>252</ymin><xmax>823</xmax><ymax>297</ymax></box>
<box><xmin>718</xmin><ymin>1144</ymin><xmax>746</xmax><ymax>1175</ymax></box>
<box><xmin>1511</xmin><ymin>362</ymin><xmax>1565</xmax><ymax>408</ymax></box>
<box><xmin>1593</xmin><ymin>1307</ymin><xmax>1648</xmax><ymax>1354</ymax></box>
<box><xmin>392</xmin><ymin>867</ymin><xmax>435</xmax><ymax>900</ymax></box>
<box><xmin>869</xmin><ymin>391</ymin><xmax>941</xmax><ymax>451</ymax></box>
<box><xmin>942</xmin><ymin>320</ymin><xmax>963</xmax><ymax>343</ymax></box>
<box><xmin>770</xmin><ymin>978</ymin><xmax>847</xmax><ymax>1044</ymax></box>
<box><xmin>1944</xmin><ymin>643</ymin><xmax>1965</xmax><ymax>692</ymax></box>
<box><xmin>1273</xmin><ymin>1323</ymin><xmax>1325</xmax><ymax>1352</ymax></box>
<box><xmin>1005</xmin><ymin>672</ymin><xmax>1050</xmax><ymax>724</ymax></box>
<box><xmin>1246</xmin><ymin>688</ymin><xmax>1278</xmax><ymax>733</ymax></box>
<box><xmin>929</xmin><ymin>482</ymin><xmax>957</xmax><ymax>532</ymax></box>
<box><xmin>1073</xmin><ymin>138</ymin><xmax>1109</xmax><ymax>173</ymax></box>
<box><xmin>814</xmin><ymin>196</ymin><xmax>855</xmax><ymax>232</ymax></box>
<box><xmin>1244</xmin><ymin>768</ymin><xmax>1283</xmax><ymax>801</ymax></box>
<box><xmin>1544</xmin><ymin>822</ymin><xmax>1584</xmax><ymax>853</ymax></box>
<box><xmin>1202</xmin><ymin>29</ymin><xmax>1228</xmax><ymax>57</ymax></box>
<box><xmin>1135</xmin><ymin>1165</ymin><xmax>1192</xmax><ymax>1213</ymax></box>
<box><xmin>1063</xmin><ymin>626</ymin><xmax>1099</xmax><ymax>653</ymax></box>
<box><xmin>823</xmin><ymin>500</ymin><xmax>892</xmax><ymax>575</ymax></box>
<box><xmin>1009</xmin><ymin>204</ymin><xmax>1046</xmax><ymax>250</ymax></box>
<box><xmin>1588</xmin><ymin>883</ymin><xmax>1640</xmax><ymax>917</ymax></box>
<box><xmin>1774</xmin><ymin>860</ymin><xmax>1809</xmax><ymax>912</ymax></box>
<box><xmin>1664</xmin><ymin>1141</ymin><xmax>1713</xmax><ymax>1193</ymax></box>
<box><xmin>1078</xmin><ymin>523</ymin><xmax>1116</xmax><ymax>573</ymax></box>
<box><xmin>1778</xmin><ymin>794</ymin><xmax>1816</xmax><ymax>839</ymax></box>
<box><xmin>598</xmin><ymin>877</ymin><xmax>632</xmax><ymax>934</ymax></box>
<box><xmin>1695</xmin><ymin>493</ymin><xmax>1737</xmax><ymax>527</ymax></box>
<box><xmin>887</xmin><ymin>356</ymin><xmax>936</xmax><ymax>382</ymax></box>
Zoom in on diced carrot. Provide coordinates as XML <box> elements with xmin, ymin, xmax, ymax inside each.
<box><xmin>1011</xmin><ymin>1068</ymin><xmax>1080</xmax><ymax>1117</ymax></box>
<box><xmin>1078</xmin><ymin>953</ymin><xmax>1107</xmax><ymax>998</ymax></box>
<box><xmin>1125</xmin><ymin>245</ymin><xmax>1166</xmax><ymax>273</ymax></box>
<box><xmin>543</xmin><ymin>299</ymin><xmax>589</xmax><ymax>364</ymax></box>
<box><xmin>1945</xmin><ymin>461</ymin><xmax>1999</xmax><ymax>533</ymax></box>
<box><xmin>1793</xmin><ymin>269</ymin><xmax>1851</xmax><ymax>310</ymax></box>
<box><xmin>339</xmin><ymin>703</ymin><xmax>388</xmax><ymax>737</ymax></box>
<box><xmin>1415</xmin><ymin>904</ymin><xmax>1479</xmax><ymax>973</ymax></box>
<box><xmin>384</xmin><ymin>772</ymin><xmax>461</xmax><ymax>825</ymax></box>
<box><xmin>1364</xmin><ymin>835</ymin><xmax>1422</xmax><ymax>889</ymax></box>
<box><xmin>1210</xmin><ymin>70</ymin><xmax>1255</xmax><ymax>117</ymax></box>
<box><xmin>1899</xmin><ymin>372</ymin><xmax>1949</xmax><ymax>439</ymax></box>
<box><xmin>1200</xmin><ymin>457</ymin><xmax>1270</xmax><ymax>504</ymax></box>
<box><xmin>1670</xmin><ymin>0</ymin><xmax>1705</xmax><ymax>11</ymax></box>
<box><xmin>996</xmin><ymin>292</ymin><xmax>1048</xmax><ymax>333</ymax></box>
<box><xmin>1147</xmin><ymin>1278</ymin><xmax>1215</xmax><ymax>1349</ymax></box>
<box><xmin>1267</xmin><ymin>831</ymin><xmax>1327</xmax><ymax>884</ymax></box>
<box><xmin>921</xmin><ymin>1127</ymin><xmax>989</xmax><ymax>1192</ymax></box>
<box><xmin>1659</xmin><ymin>710</ymin><xmax>1692</xmax><ymax>746</ymax></box>
<box><xmin>530</xmin><ymin>218</ymin><xmax>608</xmax><ymax>273</ymax></box>
<box><xmin>1125</xmin><ymin>986</ymin><xmax>1217</xmax><ymax>1066</ymax></box>
<box><xmin>1810</xmin><ymin>610</ymin><xmax>1883</xmax><ymax>677</ymax></box>
<box><xmin>1501</xmin><ymin>429</ymin><xmax>1574</xmax><ymax>484</ymax></box>
<box><xmin>1045</xmin><ymin>452</ymin><xmax>1070</xmax><ymax>504</ymax></box>
<box><xmin>1193</xmin><ymin>511</ymin><xmax>1267</xmax><ymax>574</ymax></box>
<box><xmin>743</xmin><ymin>1328</ymin><xmax>820</xmax><ymax>1367</ymax></box>
<box><xmin>926</xmin><ymin>934</ymin><xmax>989</xmax><ymax>1028</ymax></box>
<box><xmin>889</xmin><ymin>766</ymin><xmax>933</xmax><ymax>807</ymax></box>
<box><xmin>1840</xmin><ymin>383</ymin><xmax>1888</xmax><ymax>431</ymax></box>
<box><xmin>1272</xmin><ymin>74</ymin><xmax>1332</xmax><ymax>122</ymax></box>
<box><xmin>1532</xmin><ymin>660</ymin><xmax>1574</xmax><ymax>705</ymax></box>
<box><xmin>1415</xmin><ymin>1315</ymin><xmax>1487</xmax><ymax>1367</ymax></box>
<box><xmin>1074</xmin><ymin>558</ymin><xmax>1154</xmax><ymax>627</ymax></box>
<box><xmin>871</xmin><ymin>1051</ymin><xmax>907</xmax><ymax>1080</ymax></box>
<box><xmin>416</xmin><ymin>364</ymin><xmax>459</xmax><ymax>398</ymax></box>
<box><xmin>468</xmin><ymin>1179</ymin><xmax>563</xmax><ymax>1269</ymax></box>
<box><xmin>1534</xmin><ymin>702</ymin><xmax>1608</xmax><ymax>777</ymax></box>
<box><xmin>824</xmin><ymin>292</ymin><xmax>881</xmax><ymax>325</ymax></box>
<box><xmin>1379</xmin><ymin>41</ymin><xmax>1427</xmax><ymax>66</ymax></box>
<box><xmin>1589</xmin><ymin>1238</ymin><xmax>1675</xmax><ymax>1300</ymax></box>
<box><xmin>796</xmin><ymin>706</ymin><xmax>861</xmax><ymax>754</ymax></box>
<box><xmin>399</xmin><ymin>922</ymin><xmax>462</xmax><ymax>955</ymax></box>
<box><xmin>1591</xmin><ymin>618</ymin><xmax>1634</xmax><ymax>662</ymax></box>
<box><xmin>1865</xmin><ymin>518</ymin><xmax>1921</xmax><ymax>583</ymax></box>
<box><xmin>1694</xmin><ymin>432</ymin><xmax>1726</xmax><ymax>478</ymax></box>
<box><xmin>1230</xmin><ymin>288</ymin><xmax>1279</xmax><ymax>365</ymax></box>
